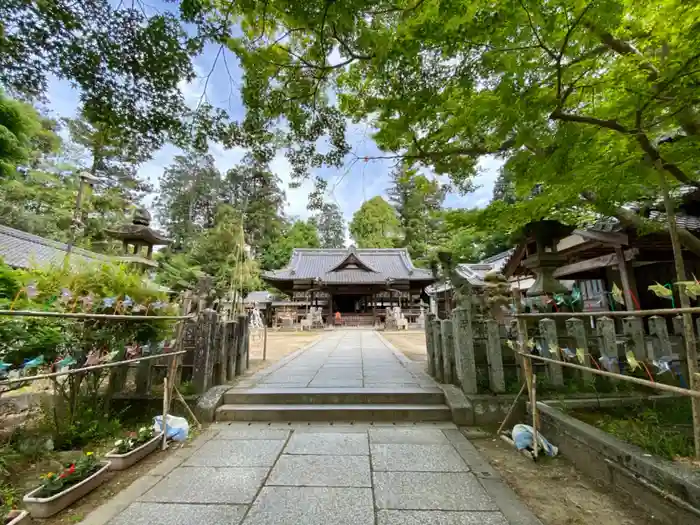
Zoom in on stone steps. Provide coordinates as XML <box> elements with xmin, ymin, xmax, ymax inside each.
<box><xmin>215</xmin><ymin>403</ymin><xmax>452</xmax><ymax>422</ymax></box>
<box><xmin>223</xmin><ymin>387</ymin><xmax>445</xmax><ymax>405</ymax></box>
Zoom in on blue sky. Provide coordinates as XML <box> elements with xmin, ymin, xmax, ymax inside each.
<box><xmin>44</xmin><ymin>4</ymin><xmax>501</xmax><ymax>238</ymax></box>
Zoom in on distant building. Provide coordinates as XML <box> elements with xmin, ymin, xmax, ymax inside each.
<box><xmin>262</xmin><ymin>245</ymin><xmax>435</xmax><ymax>326</ymax></box>
<box><xmin>0</xmin><ymin>224</ymin><xmax>110</xmax><ymax>269</ymax></box>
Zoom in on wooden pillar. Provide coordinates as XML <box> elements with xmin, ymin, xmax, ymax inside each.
<box><xmin>615</xmin><ymin>247</ymin><xmax>636</xmax><ymax>310</ymax></box>
<box><xmin>372</xmin><ymin>292</ymin><xmax>376</xmax><ymax>323</ymax></box>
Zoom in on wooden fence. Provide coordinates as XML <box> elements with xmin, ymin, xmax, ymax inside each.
<box><xmin>424</xmin><ymin>306</ymin><xmax>696</xmax><ymax>395</ymax></box>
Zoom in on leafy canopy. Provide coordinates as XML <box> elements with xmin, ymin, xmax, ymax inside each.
<box><xmin>349</xmin><ymin>196</ymin><xmax>401</xmax><ymax>249</ymax></box>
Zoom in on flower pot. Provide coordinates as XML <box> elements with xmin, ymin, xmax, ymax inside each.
<box><xmin>105</xmin><ymin>432</ymin><xmax>163</xmax><ymax>471</ymax></box>
<box><xmin>23</xmin><ymin>461</ymin><xmax>111</xmax><ymax>518</ymax></box>
<box><xmin>4</xmin><ymin>510</ymin><xmax>30</xmax><ymax>525</ymax></box>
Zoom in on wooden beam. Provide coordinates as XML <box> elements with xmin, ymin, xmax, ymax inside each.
<box><xmin>615</xmin><ymin>247</ymin><xmax>636</xmax><ymax>310</ymax></box>
<box><xmin>553</xmin><ymin>248</ymin><xmax>638</xmax><ymax>277</ymax></box>
<box><xmin>573</xmin><ymin>229</ymin><xmax>629</xmax><ymax>246</ymax></box>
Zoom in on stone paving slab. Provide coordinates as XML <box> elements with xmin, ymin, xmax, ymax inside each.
<box><xmin>185</xmin><ymin>439</ymin><xmax>285</xmax><ymax>467</ymax></box>
<box><xmin>139</xmin><ymin>467</ymin><xmax>268</xmax><ymax>504</ymax></box>
<box><xmin>284</xmin><ymin>431</ymin><xmax>369</xmax><ymax>455</ymax></box>
<box><xmin>215</xmin><ymin>428</ymin><xmax>291</xmax><ymax>440</ymax></box>
<box><xmin>376</xmin><ymin>510</ymin><xmax>509</xmax><ymax>525</ymax></box>
<box><xmin>369</xmin><ymin>428</ymin><xmax>450</xmax><ymax>444</ymax></box>
<box><xmin>109</xmin><ymin>503</ymin><xmax>248</xmax><ymax>525</ymax></box>
<box><xmin>371</xmin><ymin>444</ymin><xmax>469</xmax><ymax>472</ymax></box>
<box><xmin>267</xmin><ymin>454</ymin><xmax>371</xmax><ymax>487</ymax></box>
<box><xmin>243</xmin><ymin>486</ymin><xmax>374</xmax><ymax>525</ymax></box>
<box><xmin>373</xmin><ymin>471</ymin><xmax>499</xmax><ymax>511</ymax></box>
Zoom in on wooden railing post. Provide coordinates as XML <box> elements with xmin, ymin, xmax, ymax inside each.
<box><xmin>235</xmin><ymin>314</ymin><xmax>249</xmax><ymax>375</ymax></box>
<box><xmin>227</xmin><ymin>320</ymin><xmax>237</xmax><ymax>380</ymax></box>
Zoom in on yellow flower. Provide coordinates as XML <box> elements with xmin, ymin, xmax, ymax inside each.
<box><xmin>46</xmin><ymin>472</ymin><xmax>54</xmax><ymax>478</ymax></box>
<box><xmin>86</xmin><ymin>452</ymin><xmax>93</xmax><ymax>456</ymax></box>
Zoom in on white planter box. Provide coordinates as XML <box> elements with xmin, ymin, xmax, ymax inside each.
<box><xmin>105</xmin><ymin>432</ymin><xmax>163</xmax><ymax>471</ymax></box>
<box><xmin>23</xmin><ymin>461</ymin><xmax>111</xmax><ymax>518</ymax></box>
<box><xmin>5</xmin><ymin>510</ymin><xmax>30</xmax><ymax>525</ymax></box>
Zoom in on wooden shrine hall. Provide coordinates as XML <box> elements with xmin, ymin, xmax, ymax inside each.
<box><xmin>261</xmin><ymin>246</ymin><xmax>435</xmax><ymax>326</ymax></box>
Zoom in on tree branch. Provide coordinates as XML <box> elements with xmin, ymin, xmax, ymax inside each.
<box><xmin>549</xmin><ymin>109</ymin><xmax>630</xmax><ymax>133</ymax></box>
<box><xmin>634</xmin><ymin>132</ymin><xmax>700</xmax><ymax>188</ymax></box>
<box><xmin>518</xmin><ymin>0</ymin><xmax>557</xmax><ymax>61</ymax></box>
<box><xmin>353</xmin><ymin>137</ymin><xmax>516</xmax><ymax>162</ymax></box>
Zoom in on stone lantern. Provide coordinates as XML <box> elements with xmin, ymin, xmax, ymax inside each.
<box><xmin>520</xmin><ymin>220</ymin><xmax>573</xmax><ymax>297</ymax></box>
<box><xmin>107</xmin><ymin>207</ymin><xmax>170</xmax><ymax>271</ymax></box>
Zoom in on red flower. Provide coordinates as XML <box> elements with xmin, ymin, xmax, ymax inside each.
<box><xmin>59</xmin><ymin>473</ymin><xmax>66</xmax><ymax>479</ymax></box>
<box><xmin>67</xmin><ymin>464</ymin><xmax>75</xmax><ymax>474</ymax></box>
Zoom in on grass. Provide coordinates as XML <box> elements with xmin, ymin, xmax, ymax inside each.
<box><xmin>573</xmin><ymin>399</ymin><xmax>694</xmax><ymax>460</ymax></box>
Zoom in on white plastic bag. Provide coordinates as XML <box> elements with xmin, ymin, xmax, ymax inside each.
<box><xmin>511</xmin><ymin>424</ymin><xmax>558</xmax><ymax>457</ymax></box>
<box><xmin>153</xmin><ymin>414</ymin><xmax>189</xmax><ymax>442</ymax></box>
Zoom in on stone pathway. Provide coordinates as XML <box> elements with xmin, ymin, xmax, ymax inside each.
<box><xmin>235</xmin><ymin>330</ymin><xmax>435</xmax><ymax>389</ymax></box>
<box><xmin>84</xmin><ymin>331</ymin><xmax>541</xmax><ymax>525</ymax></box>
<box><xmin>93</xmin><ymin>423</ymin><xmax>538</xmax><ymax>525</ymax></box>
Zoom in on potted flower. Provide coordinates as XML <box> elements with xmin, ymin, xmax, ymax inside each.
<box><xmin>23</xmin><ymin>452</ymin><xmax>110</xmax><ymax>518</ymax></box>
<box><xmin>105</xmin><ymin>426</ymin><xmax>163</xmax><ymax>471</ymax></box>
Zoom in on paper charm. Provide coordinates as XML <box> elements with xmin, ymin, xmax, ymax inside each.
<box><xmin>132</xmin><ymin>304</ymin><xmax>144</xmax><ymax>313</ymax></box>
<box><xmin>561</xmin><ymin>347</ymin><xmax>575</xmax><ymax>359</ymax></box>
<box><xmin>576</xmin><ymin>348</ymin><xmax>586</xmax><ymax>364</ymax></box>
<box><xmin>100</xmin><ymin>350</ymin><xmax>120</xmax><ymax>363</ymax></box>
<box><xmin>103</xmin><ymin>297</ymin><xmax>116</xmax><ymax>308</ymax></box>
<box><xmin>56</xmin><ymin>355</ymin><xmax>77</xmax><ymax>368</ymax></box>
<box><xmin>648</xmin><ymin>282</ymin><xmax>673</xmax><ymax>299</ymax></box>
<box><xmin>506</xmin><ymin>339</ymin><xmax>515</xmax><ymax>349</ymax></box>
<box><xmin>599</xmin><ymin>356</ymin><xmax>616</xmax><ymax>371</ymax></box>
<box><xmin>81</xmin><ymin>294</ymin><xmax>94</xmax><ymax>309</ymax></box>
<box><xmin>652</xmin><ymin>359</ymin><xmax>671</xmax><ymax>375</ymax></box>
<box><xmin>23</xmin><ymin>355</ymin><xmax>44</xmax><ymax>369</ymax></box>
<box><xmin>526</xmin><ymin>338</ymin><xmax>535</xmax><ymax>349</ymax></box>
<box><xmin>25</xmin><ymin>282</ymin><xmax>39</xmax><ymax>299</ymax></box>
<box><xmin>611</xmin><ymin>283</ymin><xmax>624</xmax><ymax>304</ymax></box>
<box><xmin>122</xmin><ymin>295</ymin><xmax>133</xmax><ymax>308</ymax></box>
<box><xmin>0</xmin><ymin>361</ymin><xmax>11</xmax><ymax>371</ymax></box>
<box><xmin>59</xmin><ymin>288</ymin><xmax>72</xmax><ymax>303</ymax></box>
<box><xmin>571</xmin><ymin>287</ymin><xmax>582</xmax><ymax>304</ymax></box>
<box><xmin>84</xmin><ymin>350</ymin><xmax>100</xmax><ymax>367</ymax></box>
<box><xmin>152</xmin><ymin>301</ymin><xmax>164</xmax><ymax>310</ymax></box>
<box><xmin>548</xmin><ymin>343</ymin><xmax>560</xmax><ymax>357</ymax></box>
<box><xmin>625</xmin><ymin>351</ymin><xmax>640</xmax><ymax>371</ymax></box>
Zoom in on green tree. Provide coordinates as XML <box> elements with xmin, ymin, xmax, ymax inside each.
<box><xmin>349</xmin><ymin>196</ymin><xmax>401</xmax><ymax>248</ymax></box>
<box><xmin>260</xmin><ymin>220</ymin><xmax>320</xmax><ymax>270</ymax></box>
<box><xmin>223</xmin><ymin>153</ymin><xmax>286</xmax><ymax>258</ymax></box>
<box><xmin>311</xmin><ymin>202</ymin><xmax>345</xmax><ymax>249</ymax></box>
<box><xmin>388</xmin><ymin>166</ymin><xmax>445</xmax><ymax>264</ymax></box>
<box><xmin>155</xmin><ymin>152</ymin><xmax>223</xmax><ymax>245</ymax></box>
<box><xmin>0</xmin><ymin>91</ymin><xmax>59</xmax><ymax>176</ymax></box>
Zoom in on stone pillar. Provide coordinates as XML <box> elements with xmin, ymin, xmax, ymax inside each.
<box><xmin>217</xmin><ymin>322</ymin><xmax>229</xmax><ymax>385</ymax></box>
<box><xmin>431</xmin><ymin>317</ymin><xmax>444</xmax><ymax>383</ymax></box>
<box><xmin>227</xmin><ymin>320</ymin><xmax>238</xmax><ymax>380</ymax></box>
<box><xmin>452</xmin><ymin>306</ymin><xmax>477</xmax><ymax>394</ymax></box>
<box><xmin>650</xmin><ymin>316</ymin><xmax>672</xmax><ymax>359</ymax></box>
<box><xmin>623</xmin><ymin>316</ymin><xmax>645</xmax><ymax>360</ymax></box>
<box><xmin>192</xmin><ymin>309</ymin><xmax>217</xmax><ymax>393</ymax></box>
<box><xmin>441</xmin><ymin>319</ymin><xmax>455</xmax><ymax>384</ymax></box>
<box><xmin>236</xmin><ymin>314</ymin><xmax>249</xmax><ymax>375</ymax></box>
<box><xmin>485</xmin><ymin>320</ymin><xmax>505</xmax><ymax>393</ymax></box>
<box><xmin>597</xmin><ymin>316</ymin><xmax>619</xmax><ymax>373</ymax></box>
<box><xmin>566</xmin><ymin>317</ymin><xmax>594</xmax><ymax>386</ymax></box>
<box><xmin>539</xmin><ymin>318</ymin><xmax>563</xmax><ymax>386</ymax></box>
<box><xmin>134</xmin><ymin>346</ymin><xmax>153</xmax><ymax>395</ymax></box>
<box><xmin>425</xmin><ymin>313</ymin><xmax>435</xmax><ymax>376</ymax></box>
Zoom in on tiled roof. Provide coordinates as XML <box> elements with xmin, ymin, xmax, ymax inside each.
<box><xmin>0</xmin><ymin>224</ymin><xmax>110</xmax><ymax>269</ymax></box>
<box><xmin>426</xmin><ymin>250</ymin><xmax>514</xmax><ymax>295</ymax></box>
<box><xmin>244</xmin><ymin>291</ymin><xmax>277</xmax><ymax>304</ymax></box>
<box><xmin>262</xmin><ymin>247</ymin><xmax>434</xmax><ymax>284</ymax></box>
